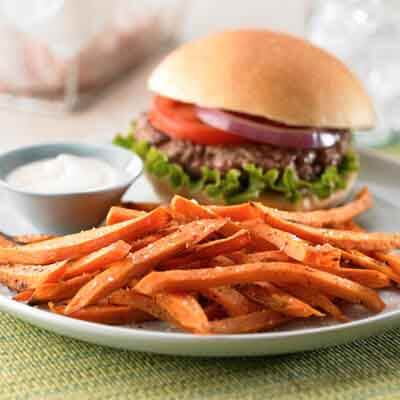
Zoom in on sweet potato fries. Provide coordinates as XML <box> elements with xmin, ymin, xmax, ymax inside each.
<box><xmin>1</xmin><ymin>187</ymin><xmax>399</xmax><ymax>334</ymax></box>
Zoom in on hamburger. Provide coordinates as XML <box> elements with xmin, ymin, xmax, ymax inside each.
<box><xmin>115</xmin><ymin>29</ymin><xmax>375</xmax><ymax>210</ymax></box>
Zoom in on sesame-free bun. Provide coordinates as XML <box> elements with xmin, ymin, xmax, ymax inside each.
<box><xmin>145</xmin><ymin>171</ymin><xmax>358</xmax><ymax>211</ymax></box>
<box><xmin>149</xmin><ymin>30</ymin><xmax>375</xmax><ymax>130</ymax></box>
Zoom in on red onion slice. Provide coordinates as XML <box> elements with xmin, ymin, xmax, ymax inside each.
<box><xmin>196</xmin><ymin>107</ymin><xmax>343</xmax><ymax>149</ymax></box>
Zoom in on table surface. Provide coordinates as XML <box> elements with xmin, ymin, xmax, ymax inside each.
<box><xmin>2</xmin><ymin>2</ymin><xmax>400</xmax><ymax>400</ymax></box>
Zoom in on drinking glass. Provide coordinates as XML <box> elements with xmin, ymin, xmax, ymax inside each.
<box><xmin>308</xmin><ymin>0</ymin><xmax>400</xmax><ymax>147</ymax></box>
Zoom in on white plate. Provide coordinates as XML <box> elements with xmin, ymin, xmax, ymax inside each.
<box><xmin>1</xmin><ymin>148</ymin><xmax>400</xmax><ymax>357</ymax></box>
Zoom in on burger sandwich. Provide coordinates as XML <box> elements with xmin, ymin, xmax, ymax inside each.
<box><xmin>115</xmin><ymin>29</ymin><xmax>375</xmax><ymax>210</ymax></box>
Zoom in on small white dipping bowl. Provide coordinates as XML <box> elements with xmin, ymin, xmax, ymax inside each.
<box><xmin>0</xmin><ymin>143</ymin><xmax>143</xmax><ymax>234</ymax></box>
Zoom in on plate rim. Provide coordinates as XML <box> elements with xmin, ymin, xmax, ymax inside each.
<box><xmin>1</xmin><ymin>289</ymin><xmax>400</xmax><ymax>342</ymax></box>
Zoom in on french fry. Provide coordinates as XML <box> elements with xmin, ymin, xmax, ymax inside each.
<box><xmin>209</xmin><ymin>310</ymin><xmax>289</xmax><ymax>334</ymax></box>
<box><xmin>325</xmin><ymin>221</ymin><xmax>400</xmax><ymax>283</ymax></box>
<box><xmin>130</xmin><ymin>225</ymin><xmax>181</xmax><ymax>252</ymax></box>
<box><xmin>233</xmin><ymin>248</ymin><xmax>389</xmax><ymax>288</ymax></box>
<box><xmin>249</xmin><ymin>223</ymin><xmax>341</xmax><ymax>269</ymax></box>
<box><xmin>13</xmin><ymin>290</ymin><xmax>34</xmax><ymax>302</ymax></box>
<box><xmin>282</xmin><ymin>285</ymin><xmax>348</xmax><ymax>322</ymax></box>
<box><xmin>341</xmin><ymin>249</ymin><xmax>400</xmax><ymax>283</ymax></box>
<box><xmin>239</xmin><ymin>282</ymin><xmax>324</xmax><ymax>318</ymax></box>
<box><xmin>0</xmin><ymin>235</ymin><xmax>15</xmax><ymax>248</ymax></box>
<box><xmin>128</xmin><ymin>279</ymin><xmax>140</xmax><ymax>288</ymax></box>
<box><xmin>210</xmin><ymin>203</ymin><xmax>261</xmax><ymax>221</ymax></box>
<box><xmin>0</xmin><ymin>207</ymin><xmax>171</xmax><ymax>265</ymax></box>
<box><xmin>135</xmin><ymin>262</ymin><xmax>384</xmax><ymax>312</ymax></box>
<box><xmin>211</xmin><ymin>256</ymin><xmax>235</xmax><ymax>266</ymax></box>
<box><xmin>158</xmin><ymin>255</ymin><xmax>235</xmax><ymax>271</ymax></box>
<box><xmin>340</xmin><ymin>223</ymin><xmax>400</xmax><ymax>278</ymax></box>
<box><xmin>171</xmin><ymin>195</ymin><xmax>238</xmax><ymax>234</ymax></box>
<box><xmin>201</xmin><ymin>286</ymin><xmax>260</xmax><ymax>317</ymax></box>
<box><xmin>0</xmin><ymin>260</ymin><xmax>68</xmax><ymax>291</ymax></box>
<box><xmin>62</xmin><ymin>259</ymin><xmax>144</xmax><ymax>314</ymax></box>
<box><xmin>373</xmin><ymin>252</ymin><xmax>400</xmax><ymax>276</ymax></box>
<box><xmin>161</xmin><ymin>230</ymin><xmax>250</xmax><ymax>270</ymax></box>
<box><xmin>106</xmin><ymin>207</ymin><xmax>145</xmax><ymax>225</ymax></box>
<box><xmin>184</xmin><ymin>229</ymin><xmax>250</xmax><ymax>259</ymax></box>
<box><xmin>155</xmin><ymin>292</ymin><xmax>209</xmax><ymax>334</ymax></box>
<box><xmin>160</xmin><ymin>257</ymin><xmax>234</xmax><ymax>271</ymax></box>
<box><xmin>65</xmin><ymin>219</ymin><xmax>227</xmax><ymax>314</ymax></box>
<box><xmin>255</xmin><ymin>205</ymin><xmax>400</xmax><ymax>251</ymax></box>
<box><xmin>334</xmin><ymin>268</ymin><xmax>390</xmax><ymax>289</ymax></box>
<box><xmin>49</xmin><ymin>303</ymin><xmax>153</xmax><ymax>325</ymax></box>
<box><xmin>14</xmin><ymin>234</ymin><xmax>56</xmax><ymax>244</ymax></box>
<box><xmin>108</xmin><ymin>289</ymin><xmax>164</xmax><ymax>319</ymax></box>
<box><xmin>30</xmin><ymin>274</ymin><xmax>95</xmax><ymax>304</ymax></box>
<box><xmin>254</xmin><ymin>187</ymin><xmax>372</xmax><ymax>228</ymax></box>
<box><xmin>229</xmin><ymin>250</ymin><xmax>291</xmax><ymax>263</ymax></box>
<box><xmin>64</xmin><ymin>241</ymin><xmax>131</xmax><ymax>279</ymax></box>
<box><xmin>331</xmin><ymin>220</ymin><xmax>365</xmax><ymax>232</ymax></box>
<box><xmin>111</xmin><ymin>289</ymin><xmax>210</xmax><ymax>333</ymax></box>
<box><xmin>171</xmin><ymin>195</ymin><xmax>273</xmax><ymax>250</ymax></box>
<box><xmin>130</xmin><ymin>233</ymin><xmax>165</xmax><ymax>252</ymax></box>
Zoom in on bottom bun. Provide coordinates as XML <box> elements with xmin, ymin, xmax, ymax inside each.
<box><xmin>145</xmin><ymin>171</ymin><xmax>358</xmax><ymax>211</ymax></box>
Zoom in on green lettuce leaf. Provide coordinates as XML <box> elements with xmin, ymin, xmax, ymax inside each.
<box><xmin>113</xmin><ymin>128</ymin><xmax>359</xmax><ymax>204</ymax></box>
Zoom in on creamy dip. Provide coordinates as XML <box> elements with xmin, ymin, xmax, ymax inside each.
<box><xmin>6</xmin><ymin>154</ymin><xmax>124</xmax><ymax>193</ymax></box>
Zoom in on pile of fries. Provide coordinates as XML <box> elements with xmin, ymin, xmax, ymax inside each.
<box><xmin>1</xmin><ymin>187</ymin><xmax>400</xmax><ymax>334</ymax></box>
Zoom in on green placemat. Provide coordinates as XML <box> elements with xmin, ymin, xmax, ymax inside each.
<box><xmin>1</xmin><ymin>312</ymin><xmax>400</xmax><ymax>400</ymax></box>
<box><xmin>2</xmin><ymin>144</ymin><xmax>400</xmax><ymax>400</ymax></box>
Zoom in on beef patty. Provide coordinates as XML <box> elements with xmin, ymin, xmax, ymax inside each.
<box><xmin>135</xmin><ymin>113</ymin><xmax>351</xmax><ymax>181</ymax></box>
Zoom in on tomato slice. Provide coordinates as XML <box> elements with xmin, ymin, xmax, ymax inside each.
<box><xmin>149</xmin><ymin>96</ymin><xmax>249</xmax><ymax>145</ymax></box>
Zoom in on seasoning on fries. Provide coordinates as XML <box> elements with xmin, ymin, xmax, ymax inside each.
<box><xmin>201</xmin><ymin>286</ymin><xmax>260</xmax><ymax>317</ymax></box>
<box><xmin>1</xmin><ymin>188</ymin><xmax>400</xmax><ymax>334</ymax></box>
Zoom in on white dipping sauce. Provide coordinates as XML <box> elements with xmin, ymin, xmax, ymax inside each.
<box><xmin>6</xmin><ymin>154</ymin><xmax>125</xmax><ymax>193</ymax></box>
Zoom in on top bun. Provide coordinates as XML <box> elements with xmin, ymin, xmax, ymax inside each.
<box><xmin>149</xmin><ymin>30</ymin><xmax>375</xmax><ymax>130</ymax></box>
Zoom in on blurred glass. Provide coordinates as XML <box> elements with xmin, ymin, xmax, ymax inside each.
<box><xmin>307</xmin><ymin>0</ymin><xmax>400</xmax><ymax>147</ymax></box>
<box><xmin>0</xmin><ymin>0</ymin><xmax>187</xmax><ymax>113</ymax></box>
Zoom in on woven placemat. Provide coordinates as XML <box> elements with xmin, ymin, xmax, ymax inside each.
<box><xmin>2</xmin><ymin>144</ymin><xmax>400</xmax><ymax>400</ymax></box>
<box><xmin>1</xmin><ymin>312</ymin><xmax>400</xmax><ymax>400</ymax></box>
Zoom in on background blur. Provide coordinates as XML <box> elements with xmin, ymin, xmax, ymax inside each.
<box><xmin>183</xmin><ymin>0</ymin><xmax>311</xmax><ymax>39</ymax></box>
<box><xmin>0</xmin><ymin>0</ymin><xmax>395</xmax><ymax>149</ymax></box>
